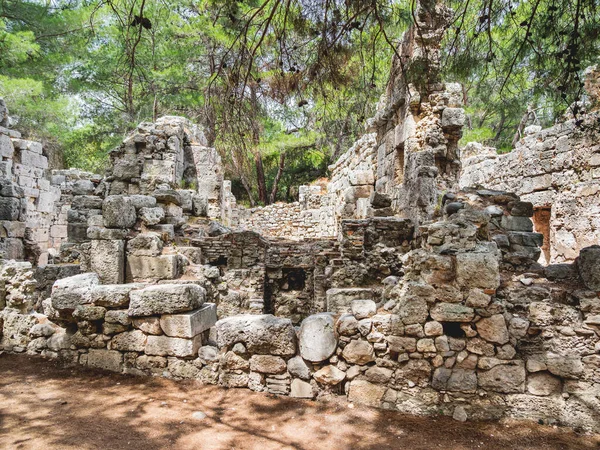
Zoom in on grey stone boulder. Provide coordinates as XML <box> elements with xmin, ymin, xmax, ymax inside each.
<box><xmin>298</xmin><ymin>313</ymin><xmax>337</xmax><ymax>362</ymax></box>
<box><xmin>478</xmin><ymin>362</ymin><xmax>526</xmax><ymax>393</ymax></box>
<box><xmin>577</xmin><ymin>246</ymin><xmax>600</xmax><ymax>291</ymax></box>
<box><xmin>128</xmin><ymin>284</ymin><xmax>205</xmax><ymax>317</ymax></box>
<box><xmin>51</xmin><ymin>273</ymin><xmax>100</xmax><ymax>312</ymax></box>
<box><xmin>287</xmin><ymin>356</ymin><xmax>311</xmax><ymax>380</ymax></box>
<box><xmin>91</xmin><ymin>283</ymin><xmax>146</xmax><ymax>308</ymax></box>
<box><xmin>139</xmin><ymin>207</ymin><xmax>164</xmax><ymax>226</ymax></box>
<box><xmin>72</xmin><ymin>180</ymin><xmax>95</xmax><ymax>195</ymax></box>
<box><xmin>103</xmin><ymin>195</ymin><xmax>137</xmax><ymax>229</ymax></box>
<box><xmin>208</xmin><ymin>221</ymin><xmax>231</xmax><ymax>236</ymax></box>
<box><xmin>128</xmin><ymin>195</ymin><xmax>157</xmax><ymax>209</ymax></box>
<box><xmin>351</xmin><ymin>300</ymin><xmax>377</xmax><ymax>319</ymax></box>
<box><xmin>215</xmin><ymin>314</ymin><xmax>296</xmax><ymax>357</ymax></box>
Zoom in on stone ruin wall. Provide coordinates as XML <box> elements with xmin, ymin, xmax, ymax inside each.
<box><xmin>1</xmin><ymin>0</ymin><xmax>600</xmax><ymax>433</ymax></box>
<box><xmin>460</xmin><ymin>112</ymin><xmax>600</xmax><ymax>264</ymax></box>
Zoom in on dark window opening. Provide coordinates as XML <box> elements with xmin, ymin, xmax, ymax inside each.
<box><xmin>281</xmin><ymin>268</ymin><xmax>306</xmax><ymax>291</ymax></box>
<box><xmin>210</xmin><ymin>255</ymin><xmax>228</xmax><ymax>267</ymax></box>
<box><xmin>442</xmin><ymin>322</ymin><xmax>466</xmax><ymax>338</ymax></box>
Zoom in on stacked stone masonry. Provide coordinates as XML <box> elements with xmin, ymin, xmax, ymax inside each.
<box><xmin>1</xmin><ymin>0</ymin><xmax>600</xmax><ymax>434</ymax></box>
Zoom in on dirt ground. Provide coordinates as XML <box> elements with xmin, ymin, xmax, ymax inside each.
<box><xmin>0</xmin><ymin>354</ymin><xmax>598</xmax><ymax>450</ymax></box>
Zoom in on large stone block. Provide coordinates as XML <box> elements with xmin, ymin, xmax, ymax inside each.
<box><xmin>0</xmin><ymin>197</ymin><xmax>21</xmax><ymax>221</ymax></box>
<box><xmin>347</xmin><ymin>380</ymin><xmax>386</xmax><ymax>407</ymax></box>
<box><xmin>478</xmin><ymin>363</ymin><xmax>526</xmax><ymax>393</ymax></box>
<box><xmin>342</xmin><ymin>339</ymin><xmax>375</xmax><ymax>365</ymax></box>
<box><xmin>159</xmin><ymin>303</ymin><xmax>217</xmax><ymax>338</ymax></box>
<box><xmin>145</xmin><ymin>334</ymin><xmax>202</xmax><ymax>357</ymax></box>
<box><xmin>455</xmin><ymin>252</ymin><xmax>499</xmax><ymax>291</ymax></box>
<box><xmin>298</xmin><ymin>313</ymin><xmax>337</xmax><ymax>362</ymax></box>
<box><xmin>91</xmin><ymin>283</ymin><xmax>145</xmax><ymax>308</ymax></box>
<box><xmin>128</xmin><ymin>283</ymin><xmax>204</xmax><ymax>317</ymax></box>
<box><xmin>51</xmin><ymin>273</ymin><xmax>100</xmax><ymax>311</ymax></box>
<box><xmin>0</xmin><ymin>134</ymin><xmax>13</xmax><ymax>158</ymax></box>
<box><xmin>109</xmin><ymin>330</ymin><xmax>147</xmax><ymax>352</ymax></box>
<box><xmin>476</xmin><ymin>314</ymin><xmax>509</xmax><ymax>344</ymax></box>
<box><xmin>87</xmin><ymin>349</ymin><xmax>123</xmax><ymax>372</ymax></box>
<box><xmin>430</xmin><ymin>303</ymin><xmax>474</xmax><ymax>322</ymax></box>
<box><xmin>577</xmin><ymin>245</ymin><xmax>600</xmax><ymax>291</ymax></box>
<box><xmin>103</xmin><ymin>195</ymin><xmax>137</xmax><ymax>228</ymax></box>
<box><xmin>126</xmin><ymin>254</ymin><xmax>179</xmax><ymax>281</ymax></box>
<box><xmin>326</xmin><ymin>288</ymin><xmax>374</xmax><ymax>314</ymax></box>
<box><xmin>90</xmin><ymin>239</ymin><xmax>125</xmax><ymax>284</ymax></box>
<box><xmin>215</xmin><ymin>314</ymin><xmax>296</xmax><ymax>357</ymax></box>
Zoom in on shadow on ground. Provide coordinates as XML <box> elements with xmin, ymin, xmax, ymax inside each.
<box><xmin>0</xmin><ymin>354</ymin><xmax>597</xmax><ymax>450</ymax></box>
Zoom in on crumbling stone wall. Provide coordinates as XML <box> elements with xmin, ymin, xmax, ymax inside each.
<box><xmin>460</xmin><ymin>112</ymin><xmax>600</xmax><ymax>263</ymax></box>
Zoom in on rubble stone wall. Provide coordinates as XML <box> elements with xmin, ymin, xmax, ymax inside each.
<box><xmin>460</xmin><ymin>113</ymin><xmax>600</xmax><ymax>263</ymax></box>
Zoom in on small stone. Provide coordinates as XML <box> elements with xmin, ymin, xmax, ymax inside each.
<box><xmin>313</xmin><ymin>365</ymin><xmax>346</xmax><ymax>385</ymax></box>
<box><xmin>351</xmin><ymin>300</ymin><xmax>377</xmax><ymax>319</ymax></box>
<box><xmin>342</xmin><ymin>340</ymin><xmax>375</xmax><ymax>365</ymax></box>
<box><xmin>453</xmin><ymin>406</ymin><xmax>468</xmax><ymax>422</ymax></box>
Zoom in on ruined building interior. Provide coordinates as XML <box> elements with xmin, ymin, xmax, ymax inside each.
<box><xmin>1</xmin><ymin>0</ymin><xmax>600</xmax><ymax>433</ymax></box>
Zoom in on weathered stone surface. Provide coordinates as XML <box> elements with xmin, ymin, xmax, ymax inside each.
<box><xmin>249</xmin><ymin>355</ymin><xmax>286</xmax><ymax>374</ymax></box>
<box><xmin>348</xmin><ymin>380</ymin><xmax>386</xmax><ymax>407</ymax></box>
<box><xmin>104</xmin><ymin>309</ymin><xmax>131</xmax><ymax>325</ymax></box>
<box><xmin>73</xmin><ymin>305</ymin><xmax>106</xmax><ymax>322</ymax></box>
<box><xmin>290</xmin><ymin>379</ymin><xmax>314</xmax><ymax>398</ymax></box>
<box><xmin>51</xmin><ymin>273</ymin><xmax>100</xmax><ymax>311</ymax></box>
<box><xmin>313</xmin><ymin>365</ymin><xmax>346</xmax><ymax>385</ymax></box>
<box><xmin>126</xmin><ymin>255</ymin><xmax>179</xmax><ymax>281</ymax></box>
<box><xmin>455</xmin><ymin>252</ymin><xmax>499</xmax><ymax>290</ymax></box>
<box><xmin>298</xmin><ymin>313</ymin><xmax>337</xmax><ymax>362</ymax></box>
<box><xmin>87</xmin><ymin>349</ymin><xmax>123</xmax><ymax>372</ymax></box>
<box><xmin>476</xmin><ymin>314</ymin><xmax>509</xmax><ymax>344</ymax></box>
<box><xmin>365</xmin><ymin>366</ymin><xmax>393</xmax><ymax>384</ymax></box>
<box><xmin>159</xmin><ymin>303</ymin><xmax>216</xmax><ymax>338</ymax></box>
<box><xmin>545</xmin><ymin>353</ymin><xmax>584</xmax><ymax>379</ymax></box>
<box><xmin>478</xmin><ymin>363</ymin><xmax>526</xmax><ymax>393</ymax></box>
<box><xmin>91</xmin><ymin>283</ymin><xmax>145</xmax><ymax>308</ymax></box>
<box><xmin>139</xmin><ymin>207</ymin><xmax>164</xmax><ymax>226</ymax></box>
<box><xmin>386</xmin><ymin>336</ymin><xmax>416</xmax><ymax>353</ymax></box>
<box><xmin>287</xmin><ymin>356</ymin><xmax>311</xmax><ymax>380</ymax></box>
<box><xmin>337</xmin><ymin>314</ymin><xmax>359</xmax><ymax>336</ymax></box>
<box><xmin>432</xmin><ymin>368</ymin><xmax>477</xmax><ymax>393</ymax></box>
<box><xmin>351</xmin><ymin>300</ymin><xmax>377</xmax><ymax>319</ymax></box>
<box><xmin>326</xmin><ymin>288</ymin><xmax>374</xmax><ymax>314</ymax></box>
<box><xmin>430</xmin><ymin>303</ymin><xmax>474</xmax><ymax>322</ymax></box>
<box><xmin>215</xmin><ymin>315</ymin><xmax>296</xmax><ymax>357</ymax></box>
<box><xmin>342</xmin><ymin>340</ymin><xmax>375</xmax><ymax>365</ymax></box>
<box><xmin>132</xmin><ymin>316</ymin><xmax>162</xmax><ymax>335</ymax></box>
<box><xmin>129</xmin><ymin>195</ymin><xmax>157</xmax><ymax>209</ymax></box>
<box><xmin>145</xmin><ymin>334</ymin><xmax>202</xmax><ymax>357</ymax></box>
<box><xmin>527</xmin><ymin>372</ymin><xmax>562</xmax><ymax>396</ymax></box>
<box><xmin>198</xmin><ymin>345</ymin><xmax>218</xmax><ymax>363</ymax></box>
<box><xmin>128</xmin><ymin>284</ymin><xmax>204</xmax><ymax>316</ymax></box>
<box><xmin>577</xmin><ymin>246</ymin><xmax>600</xmax><ymax>291</ymax></box>
<box><xmin>103</xmin><ymin>196</ymin><xmax>137</xmax><ymax>228</ymax></box>
<box><xmin>90</xmin><ymin>239</ymin><xmax>125</xmax><ymax>284</ymax></box>
<box><xmin>127</xmin><ymin>233</ymin><xmax>163</xmax><ymax>257</ymax></box>
<box><xmin>110</xmin><ymin>330</ymin><xmax>147</xmax><ymax>352</ymax></box>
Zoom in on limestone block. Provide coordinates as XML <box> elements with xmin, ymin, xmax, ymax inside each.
<box><xmin>386</xmin><ymin>336</ymin><xmax>416</xmax><ymax>353</ymax></box>
<box><xmin>0</xmin><ymin>197</ymin><xmax>21</xmax><ymax>221</ymax></box>
<box><xmin>478</xmin><ymin>363</ymin><xmax>526</xmax><ymax>393</ymax></box>
<box><xmin>51</xmin><ymin>273</ymin><xmax>100</xmax><ymax>311</ymax></box>
<box><xmin>90</xmin><ymin>239</ymin><xmax>125</xmax><ymax>284</ymax></box>
<box><xmin>72</xmin><ymin>180</ymin><xmax>95</xmax><ymax>195</ymax></box>
<box><xmin>298</xmin><ymin>313</ymin><xmax>337</xmax><ymax>362</ymax></box>
<box><xmin>290</xmin><ymin>379</ymin><xmax>314</xmax><ymax>398</ymax></box>
<box><xmin>476</xmin><ymin>314</ymin><xmax>509</xmax><ymax>344</ymax></box>
<box><xmin>347</xmin><ymin>380</ymin><xmax>386</xmax><ymax>407</ymax></box>
<box><xmin>577</xmin><ymin>245</ymin><xmax>600</xmax><ymax>291</ymax></box>
<box><xmin>145</xmin><ymin>334</ymin><xmax>202</xmax><ymax>357</ymax></box>
<box><xmin>501</xmin><ymin>216</ymin><xmax>533</xmax><ymax>232</ymax></box>
<box><xmin>126</xmin><ymin>254</ymin><xmax>179</xmax><ymax>281</ymax></box>
<box><xmin>128</xmin><ymin>283</ymin><xmax>204</xmax><ymax>316</ymax></box>
<box><xmin>87</xmin><ymin>226</ymin><xmax>128</xmax><ymax>240</ymax></box>
<box><xmin>73</xmin><ymin>305</ymin><xmax>106</xmax><ymax>321</ymax></box>
<box><xmin>430</xmin><ymin>303</ymin><xmax>474</xmax><ymax>322</ymax></box>
<box><xmin>249</xmin><ymin>355</ymin><xmax>287</xmax><ymax>374</ymax></box>
<box><xmin>139</xmin><ymin>207</ymin><xmax>164</xmax><ymax>225</ymax></box>
<box><xmin>342</xmin><ymin>339</ymin><xmax>375</xmax><ymax>365</ymax></box>
<box><xmin>105</xmin><ymin>309</ymin><xmax>131</xmax><ymax>325</ymax></box>
<box><xmin>527</xmin><ymin>372</ymin><xmax>562</xmax><ymax>396</ymax></box>
<box><xmin>349</xmin><ymin>170</ymin><xmax>374</xmax><ymax>186</ymax></box>
<box><xmin>432</xmin><ymin>367</ymin><xmax>477</xmax><ymax>393</ymax></box>
<box><xmin>326</xmin><ymin>288</ymin><xmax>374</xmax><ymax>314</ymax></box>
<box><xmin>132</xmin><ymin>316</ymin><xmax>162</xmax><ymax>335</ymax></box>
<box><xmin>545</xmin><ymin>353</ymin><xmax>584</xmax><ymax>379</ymax></box>
<box><xmin>441</xmin><ymin>107</ymin><xmax>465</xmax><ymax>128</ymax></box>
<box><xmin>351</xmin><ymin>300</ymin><xmax>377</xmax><ymax>319</ymax></box>
<box><xmin>215</xmin><ymin>314</ymin><xmax>296</xmax><ymax>357</ymax></box>
<box><xmin>365</xmin><ymin>366</ymin><xmax>393</xmax><ymax>384</ymax></box>
<box><xmin>72</xmin><ymin>195</ymin><xmax>103</xmax><ymax>210</ymax></box>
<box><xmin>455</xmin><ymin>252</ymin><xmax>500</xmax><ymax>291</ymax></box>
<box><xmin>103</xmin><ymin>195</ymin><xmax>137</xmax><ymax>229</ymax></box>
<box><xmin>110</xmin><ymin>330</ymin><xmax>147</xmax><ymax>352</ymax></box>
<box><xmin>337</xmin><ymin>314</ymin><xmax>359</xmax><ymax>336</ymax></box>
<box><xmin>87</xmin><ymin>349</ymin><xmax>123</xmax><ymax>372</ymax></box>
<box><xmin>0</xmin><ymin>134</ymin><xmax>13</xmax><ymax>158</ymax></box>
<box><xmin>159</xmin><ymin>303</ymin><xmax>216</xmax><ymax>338</ymax></box>
<box><xmin>313</xmin><ymin>365</ymin><xmax>346</xmax><ymax>385</ymax></box>
<box><xmin>91</xmin><ymin>283</ymin><xmax>145</xmax><ymax>308</ymax></box>
<box><xmin>287</xmin><ymin>356</ymin><xmax>311</xmax><ymax>380</ymax></box>
<box><xmin>129</xmin><ymin>195</ymin><xmax>157</xmax><ymax>209</ymax></box>
<box><xmin>192</xmin><ymin>194</ymin><xmax>208</xmax><ymax>216</ymax></box>
<box><xmin>127</xmin><ymin>233</ymin><xmax>163</xmax><ymax>257</ymax></box>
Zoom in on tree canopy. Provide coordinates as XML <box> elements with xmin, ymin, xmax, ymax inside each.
<box><xmin>0</xmin><ymin>0</ymin><xmax>598</xmax><ymax>203</ymax></box>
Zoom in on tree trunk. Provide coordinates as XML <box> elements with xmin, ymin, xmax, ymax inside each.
<box><xmin>255</xmin><ymin>152</ymin><xmax>268</xmax><ymax>205</ymax></box>
<box><xmin>511</xmin><ymin>106</ymin><xmax>532</xmax><ymax>147</ymax></box>
<box><xmin>231</xmin><ymin>151</ymin><xmax>255</xmax><ymax>207</ymax></box>
<box><xmin>269</xmin><ymin>152</ymin><xmax>286</xmax><ymax>204</ymax></box>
